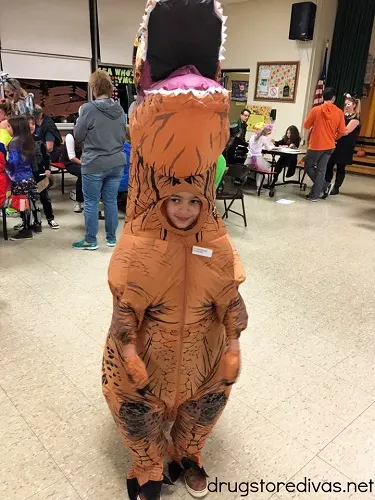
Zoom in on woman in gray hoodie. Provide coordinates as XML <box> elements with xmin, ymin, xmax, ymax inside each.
<box><xmin>73</xmin><ymin>70</ymin><xmax>126</xmax><ymax>250</ymax></box>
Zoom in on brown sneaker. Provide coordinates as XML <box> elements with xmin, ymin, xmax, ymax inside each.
<box><xmin>184</xmin><ymin>468</ymin><xmax>208</xmax><ymax>498</ymax></box>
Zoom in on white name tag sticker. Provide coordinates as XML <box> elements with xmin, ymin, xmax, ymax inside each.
<box><xmin>192</xmin><ymin>246</ymin><xmax>213</xmax><ymax>258</ymax></box>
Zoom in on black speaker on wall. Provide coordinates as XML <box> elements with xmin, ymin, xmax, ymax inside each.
<box><xmin>289</xmin><ymin>2</ymin><xmax>317</xmax><ymax>41</ymax></box>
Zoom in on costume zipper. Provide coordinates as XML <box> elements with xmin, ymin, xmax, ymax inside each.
<box><xmin>174</xmin><ymin>246</ymin><xmax>188</xmax><ymax>407</ymax></box>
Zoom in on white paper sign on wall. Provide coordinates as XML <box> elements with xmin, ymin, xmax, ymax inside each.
<box><xmin>268</xmin><ymin>86</ymin><xmax>279</xmax><ymax>98</ymax></box>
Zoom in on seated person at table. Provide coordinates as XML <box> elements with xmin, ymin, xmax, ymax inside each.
<box><xmin>61</xmin><ymin>132</ymin><xmax>83</xmax><ymax>212</ymax></box>
<box><xmin>272</xmin><ymin>125</ymin><xmax>301</xmax><ymax>182</ymax></box>
<box><xmin>27</xmin><ymin>115</ymin><xmax>60</xmax><ymax>230</ymax></box>
<box><xmin>34</xmin><ymin>105</ymin><xmax>62</xmax><ymax>162</ymax></box>
<box><xmin>245</xmin><ymin>123</ymin><xmax>273</xmax><ymax>189</ymax></box>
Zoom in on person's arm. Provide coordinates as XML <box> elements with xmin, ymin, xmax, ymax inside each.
<box><xmin>66</xmin><ymin>134</ymin><xmax>81</xmax><ymax>164</ymax></box>
<box><xmin>221</xmin><ymin>292</ymin><xmax>248</xmax><ymax>385</ymax></box>
<box><xmin>304</xmin><ymin>108</ymin><xmax>315</xmax><ymax>130</ymax></box>
<box><xmin>40</xmin><ymin>141</ymin><xmax>51</xmax><ymax>177</ymax></box>
<box><xmin>345</xmin><ymin>119</ymin><xmax>360</xmax><ymax>136</ymax></box>
<box><xmin>74</xmin><ymin>104</ymin><xmax>91</xmax><ymax>143</ymax></box>
<box><xmin>5</xmin><ymin>142</ymin><xmax>21</xmax><ymax>179</ymax></box>
<box><xmin>263</xmin><ymin>135</ymin><xmax>274</xmax><ymax>151</ymax></box>
<box><xmin>109</xmin><ymin>299</ymin><xmax>149</xmax><ymax>390</ymax></box>
<box><xmin>223</xmin><ymin>292</ymin><xmax>247</xmax><ymax>341</ymax></box>
<box><xmin>25</xmin><ymin>93</ymin><xmax>35</xmax><ymax>115</ymax></box>
<box><xmin>274</xmin><ymin>138</ymin><xmax>286</xmax><ymax>147</ymax></box>
<box><xmin>336</xmin><ymin>112</ymin><xmax>347</xmax><ymax>140</ymax></box>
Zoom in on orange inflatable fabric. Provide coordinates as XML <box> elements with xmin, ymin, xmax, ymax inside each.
<box><xmin>102</xmin><ymin>1</ymin><xmax>248</xmax><ymax>498</ymax></box>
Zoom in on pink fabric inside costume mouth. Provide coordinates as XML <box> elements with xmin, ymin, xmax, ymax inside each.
<box><xmin>147</xmin><ymin>65</ymin><xmax>224</xmax><ymax>93</ymax></box>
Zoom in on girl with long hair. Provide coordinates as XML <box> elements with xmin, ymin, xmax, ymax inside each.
<box><xmin>272</xmin><ymin>125</ymin><xmax>301</xmax><ymax>182</ymax></box>
<box><xmin>324</xmin><ymin>94</ymin><xmax>361</xmax><ymax>196</ymax></box>
<box><xmin>6</xmin><ymin>115</ymin><xmax>41</xmax><ymax>240</ymax></box>
<box><xmin>4</xmin><ymin>78</ymin><xmax>36</xmax><ymax>116</ymax></box>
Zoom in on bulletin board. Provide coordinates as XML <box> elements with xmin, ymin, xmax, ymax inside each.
<box><xmin>254</xmin><ymin>61</ymin><xmax>300</xmax><ymax>103</ymax></box>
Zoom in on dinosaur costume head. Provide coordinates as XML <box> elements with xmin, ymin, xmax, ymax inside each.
<box><xmin>125</xmin><ymin>0</ymin><xmax>230</xmax><ymax>241</ymax></box>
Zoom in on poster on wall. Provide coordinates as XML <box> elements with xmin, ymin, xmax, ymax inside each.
<box><xmin>254</xmin><ymin>61</ymin><xmax>300</xmax><ymax>103</ymax></box>
<box><xmin>99</xmin><ymin>64</ymin><xmax>135</xmax><ymax>113</ymax></box>
<box><xmin>246</xmin><ymin>105</ymin><xmax>272</xmax><ymax>132</ymax></box>
<box><xmin>231</xmin><ymin>80</ymin><xmax>249</xmax><ymax>102</ymax></box>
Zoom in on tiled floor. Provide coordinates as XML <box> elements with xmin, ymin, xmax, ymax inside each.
<box><xmin>1</xmin><ymin>173</ymin><xmax>375</xmax><ymax>500</ymax></box>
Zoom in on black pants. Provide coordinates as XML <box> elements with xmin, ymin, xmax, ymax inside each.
<box><xmin>50</xmin><ymin>148</ymin><xmax>61</xmax><ymax>163</ymax></box>
<box><xmin>325</xmin><ymin>155</ymin><xmax>346</xmax><ymax>188</ymax></box>
<box><xmin>65</xmin><ymin>162</ymin><xmax>84</xmax><ymax>202</ymax></box>
<box><xmin>39</xmin><ymin>189</ymin><xmax>54</xmax><ymax>221</ymax></box>
<box><xmin>273</xmin><ymin>157</ymin><xmax>297</xmax><ymax>184</ymax></box>
<box><xmin>21</xmin><ymin>194</ymin><xmax>42</xmax><ymax>228</ymax></box>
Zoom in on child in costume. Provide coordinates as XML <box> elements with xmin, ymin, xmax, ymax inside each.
<box><xmin>26</xmin><ymin>115</ymin><xmax>59</xmax><ymax>231</ymax></box>
<box><xmin>245</xmin><ymin>123</ymin><xmax>274</xmax><ymax>189</ymax></box>
<box><xmin>0</xmin><ymin>129</ymin><xmax>11</xmax><ymax>209</ymax></box>
<box><xmin>4</xmin><ymin>78</ymin><xmax>36</xmax><ymax>116</ymax></box>
<box><xmin>6</xmin><ymin>116</ymin><xmax>41</xmax><ymax>240</ymax></box>
<box><xmin>0</xmin><ymin>101</ymin><xmax>13</xmax><ymax>210</ymax></box>
<box><xmin>102</xmin><ymin>2</ymin><xmax>248</xmax><ymax>500</ymax></box>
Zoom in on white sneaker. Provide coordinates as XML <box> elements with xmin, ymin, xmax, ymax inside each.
<box><xmin>13</xmin><ymin>221</ymin><xmax>25</xmax><ymax>231</ymax></box>
<box><xmin>73</xmin><ymin>202</ymin><xmax>83</xmax><ymax>213</ymax></box>
<box><xmin>184</xmin><ymin>475</ymin><xmax>208</xmax><ymax>498</ymax></box>
<box><xmin>48</xmin><ymin>220</ymin><xmax>60</xmax><ymax>229</ymax></box>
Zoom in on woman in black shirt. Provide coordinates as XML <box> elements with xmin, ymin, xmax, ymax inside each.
<box><xmin>325</xmin><ymin>95</ymin><xmax>360</xmax><ymax>195</ymax></box>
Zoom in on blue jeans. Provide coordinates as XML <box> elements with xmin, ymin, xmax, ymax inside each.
<box><xmin>82</xmin><ymin>166</ymin><xmax>124</xmax><ymax>243</ymax></box>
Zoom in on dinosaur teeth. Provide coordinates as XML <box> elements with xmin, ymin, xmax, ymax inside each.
<box><xmin>145</xmin><ymin>87</ymin><xmax>229</xmax><ymax>97</ymax></box>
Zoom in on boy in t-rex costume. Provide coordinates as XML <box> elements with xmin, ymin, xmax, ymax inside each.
<box><xmin>102</xmin><ymin>1</ymin><xmax>248</xmax><ymax>499</ymax></box>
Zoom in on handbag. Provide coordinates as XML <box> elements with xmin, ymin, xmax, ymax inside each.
<box><xmin>37</xmin><ymin>177</ymin><xmax>50</xmax><ymax>193</ymax></box>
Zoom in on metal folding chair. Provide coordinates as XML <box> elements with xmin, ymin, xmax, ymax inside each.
<box><xmin>216</xmin><ymin>164</ymin><xmax>249</xmax><ymax>227</ymax></box>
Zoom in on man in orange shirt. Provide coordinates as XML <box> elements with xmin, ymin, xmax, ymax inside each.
<box><xmin>304</xmin><ymin>87</ymin><xmax>346</xmax><ymax>201</ymax></box>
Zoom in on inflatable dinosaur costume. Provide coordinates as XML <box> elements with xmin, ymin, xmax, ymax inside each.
<box><xmin>102</xmin><ymin>1</ymin><xmax>248</xmax><ymax>498</ymax></box>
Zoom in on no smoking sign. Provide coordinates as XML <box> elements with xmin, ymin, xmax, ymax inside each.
<box><xmin>268</xmin><ymin>86</ymin><xmax>279</xmax><ymax>98</ymax></box>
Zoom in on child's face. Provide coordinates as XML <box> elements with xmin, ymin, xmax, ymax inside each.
<box><xmin>0</xmin><ymin>109</ymin><xmax>8</xmax><ymax>122</ymax></box>
<box><xmin>287</xmin><ymin>129</ymin><xmax>291</xmax><ymax>138</ymax></box>
<box><xmin>29</xmin><ymin>120</ymin><xmax>36</xmax><ymax>134</ymax></box>
<box><xmin>165</xmin><ymin>191</ymin><xmax>202</xmax><ymax>229</ymax></box>
<box><xmin>4</xmin><ymin>88</ymin><xmax>14</xmax><ymax>99</ymax></box>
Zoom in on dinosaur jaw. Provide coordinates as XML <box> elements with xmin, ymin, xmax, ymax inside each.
<box><xmin>144</xmin><ymin>66</ymin><xmax>229</xmax><ymax>97</ymax></box>
<box><xmin>137</xmin><ymin>0</ymin><xmax>227</xmax><ymax>81</ymax></box>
